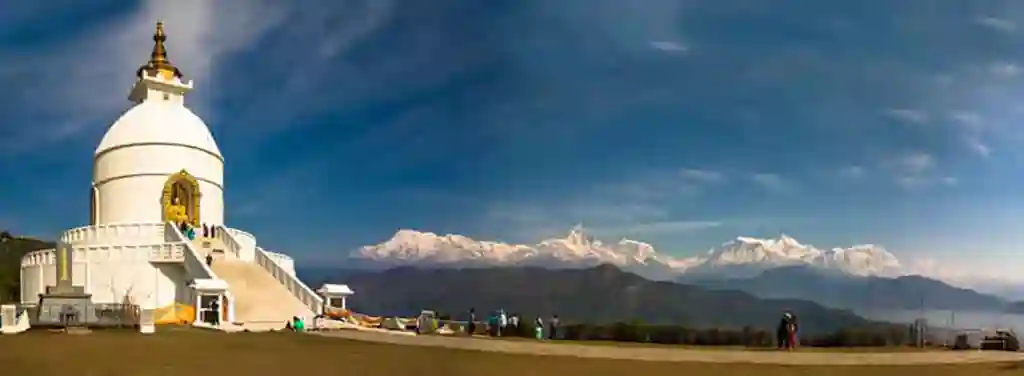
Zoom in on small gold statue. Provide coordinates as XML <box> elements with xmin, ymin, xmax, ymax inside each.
<box><xmin>166</xmin><ymin>197</ymin><xmax>188</xmax><ymax>224</ymax></box>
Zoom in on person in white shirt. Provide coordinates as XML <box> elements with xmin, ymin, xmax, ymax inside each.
<box><xmin>497</xmin><ymin>310</ymin><xmax>508</xmax><ymax>337</ymax></box>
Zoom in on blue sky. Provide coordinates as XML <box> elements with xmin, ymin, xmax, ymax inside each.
<box><xmin>2</xmin><ymin>1</ymin><xmax>1024</xmax><ymax>280</ymax></box>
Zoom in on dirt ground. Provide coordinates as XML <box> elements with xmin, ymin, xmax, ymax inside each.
<box><xmin>0</xmin><ymin>327</ymin><xmax>1022</xmax><ymax>376</ymax></box>
<box><xmin>316</xmin><ymin>329</ymin><xmax>1024</xmax><ymax>365</ymax></box>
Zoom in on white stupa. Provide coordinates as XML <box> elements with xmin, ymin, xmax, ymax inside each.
<box><xmin>18</xmin><ymin>22</ymin><xmax>346</xmax><ymax>330</ymax></box>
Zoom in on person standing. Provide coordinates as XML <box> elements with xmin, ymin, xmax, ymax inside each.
<box><xmin>548</xmin><ymin>314</ymin><xmax>560</xmax><ymax>340</ymax></box>
<box><xmin>202</xmin><ymin>223</ymin><xmax>209</xmax><ymax>238</ymax></box>
<box><xmin>498</xmin><ymin>310</ymin><xmax>508</xmax><ymax>337</ymax></box>
<box><xmin>776</xmin><ymin>314</ymin><xmax>789</xmax><ymax>350</ymax></box>
<box><xmin>209</xmin><ymin>299</ymin><xmax>220</xmax><ymax>326</ymax></box>
<box><xmin>205</xmin><ymin>253</ymin><xmax>213</xmax><ymax>267</ymax></box>
<box><xmin>510</xmin><ymin>314</ymin><xmax>520</xmax><ymax>334</ymax></box>
<box><xmin>787</xmin><ymin>312</ymin><xmax>799</xmax><ymax>350</ymax></box>
<box><xmin>467</xmin><ymin>308</ymin><xmax>476</xmax><ymax>336</ymax></box>
<box><xmin>534</xmin><ymin>316</ymin><xmax>544</xmax><ymax>340</ymax></box>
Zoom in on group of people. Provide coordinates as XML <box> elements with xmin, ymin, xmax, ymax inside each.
<box><xmin>466</xmin><ymin>308</ymin><xmax>560</xmax><ymax>340</ymax></box>
<box><xmin>777</xmin><ymin>311</ymin><xmax>799</xmax><ymax>350</ymax></box>
<box><xmin>176</xmin><ymin>221</ymin><xmax>219</xmax><ymax>241</ymax></box>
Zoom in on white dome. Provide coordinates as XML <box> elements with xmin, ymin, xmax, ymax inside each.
<box><xmin>96</xmin><ymin>100</ymin><xmax>222</xmax><ymax>158</ymax></box>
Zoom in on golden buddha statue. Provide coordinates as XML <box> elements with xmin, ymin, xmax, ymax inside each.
<box><xmin>166</xmin><ymin>197</ymin><xmax>188</xmax><ymax>224</ymax></box>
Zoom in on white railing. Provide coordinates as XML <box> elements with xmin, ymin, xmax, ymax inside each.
<box><xmin>166</xmin><ymin>222</ymin><xmax>235</xmax><ymax>323</ymax></box>
<box><xmin>166</xmin><ymin>223</ymin><xmax>216</xmax><ymax>280</ymax></box>
<box><xmin>262</xmin><ymin>251</ymin><xmax>296</xmax><ymax>276</ymax></box>
<box><xmin>256</xmin><ymin>245</ymin><xmax>323</xmax><ymax>317</ymax></box>
<box><xmin>21</xmin><ymin>249</ymin><xmax>56</xmax><ymax>267</ymax></box>
<box><xmin>60</xmin><ymin>222</ymin><xmax>165</xmax><ymax>246</ymax></box>
<box><xmin>215</xmin><ymin>225</ymin><xmax>322</xmax><ymax>315</ymax></box>
<box><xmin>226</xmin><ymin>228</ymin><xmax>256</xmax><ymax>245</ymax></box>
<box><xmin>149</xmin><ymin>242</ymin><xmax>186</xmax><ymax>262</ymax></box>
<box><xmin>213</xmin><ymin>226</ymin><xmax>243</xmax><ymax>260</ymax></box>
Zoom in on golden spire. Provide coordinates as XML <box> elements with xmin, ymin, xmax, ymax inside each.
<box><xmin>136</xmin><ymin>21</ymin><xmax>183</xmax><ymax>80</ymax></box>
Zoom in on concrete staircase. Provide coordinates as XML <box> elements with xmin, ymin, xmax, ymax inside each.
<box><xmin>210</xmin><ymin>258</ymin><xmax>313</xmax><ymax>331</ymax></box>
<box><xmin>191</xmin><ymin>236</ymin><xmax>231</xmax><ymax>262</ymax></box>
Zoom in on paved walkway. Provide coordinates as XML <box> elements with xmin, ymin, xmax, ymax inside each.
<box><xmin>313</xmin><ymin>330</ymin><xmax>1024</xmax><ymax>365</ymax></box>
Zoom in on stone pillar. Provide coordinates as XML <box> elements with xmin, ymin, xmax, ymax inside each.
<box><xmin>193</xmin><ymin>292</ymin><xmax>202</xmax><ymax>325</ymax></box>
<box><xmin>1</xmin><ymin>304</ymin><xmax>16</xmax><ymax>333</ymax></box>
<box><xmin>139</xmin><ymin>309</ymin><xmax>155</xmax><ymax>334</ymax></box>
<box><xmin>217</xmin><ymin>294</ymin><xmax>224</xmax><ymax>325</ymax></box>
<box><xmin>226</xmin><ymin>294</ymin><xmax>235</xmax><ymax>324</ymax></box>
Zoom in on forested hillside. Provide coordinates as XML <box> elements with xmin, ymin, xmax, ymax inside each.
<box><xmin>0</xmin><ymin>231</ymin><xmax>55</xmax><ymax>302</ymax></box>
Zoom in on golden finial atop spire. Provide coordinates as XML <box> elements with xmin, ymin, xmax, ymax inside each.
<box><xmin>136</xmin><ymin>21</ymin><xmax>183</xmax><ymax>80</ymax></box>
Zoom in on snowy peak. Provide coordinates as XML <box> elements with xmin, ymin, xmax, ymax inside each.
<box><xmin>692</xmin><ymin>235</ymin><xmax>902</xmax><ymax>278</ymax></box>
<box><xmin>352</xmin><ymin>229</ymin><xmax>907</xmax><ymax>280</ymax></box>
<box><xmin>351</xmin><ymin>226</ymin><xmax>687</xmax><ymax>279</ymax></box>
<box><xmin>823</xmin><ymin>244</ymin><xmax>901</xmax><ymax>277</ymax></box>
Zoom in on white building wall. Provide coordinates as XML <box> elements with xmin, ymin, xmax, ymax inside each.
<box><xmin>21</xmin><ymin>247</ymin><xmax>187</xmax><ymax>309</ymax></box>
<box><xmin>21</xmin><ymin>265</ymin><xmax>41</xmax><ymax>304</ymax></box>
<box><xmin>93</xmin><ymin>143</ymin><xmax>224</xmax><ymax>226</ymax></box>
<box><xmin>86</xmin><ymin>258</ymin><xmax>185</xmax><ymax>309</ymax></box>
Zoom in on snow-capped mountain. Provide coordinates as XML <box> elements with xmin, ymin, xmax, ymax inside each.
<box><xmin>687</xmin><ymin>235</ymin><xmax>902</xmax><ymax>279</ymax></box>
<box><xmin>348</xmin><ymin>226</ymin><xmax>904</xmax><ymax>281</ymax></box>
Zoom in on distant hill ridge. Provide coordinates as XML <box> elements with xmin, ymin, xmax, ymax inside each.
<box><xmin>303</xmin><ymin>263</ymin><xmax>879</xmax><ymax>335</ymax></box>
<box><xmin>681</xmin><ymin>265</ymin><xmax>1009</xmax><ymax>312</ymax></box>
<box><xmin>0</xmin><ymin>230</ymin><xmax>56</xmax><ymax>302</ymax></box>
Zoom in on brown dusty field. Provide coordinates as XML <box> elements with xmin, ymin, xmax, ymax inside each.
<box><xmin>0</xmin><ymin>327</ymin><xmax>1022</xmax><ymax>376</ymax></box>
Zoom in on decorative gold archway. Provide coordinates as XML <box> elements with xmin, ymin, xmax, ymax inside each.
<box><xmin>161</xmin><ymin>169</ymin><xmax>201</xmax><ymax>226</ymax></box>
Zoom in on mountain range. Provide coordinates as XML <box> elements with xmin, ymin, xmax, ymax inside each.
<box><xmin>347</xmin><ymin>226</ymin><xmax>1014</xmax><ymax>313</ymax></box>
<box><xmin>351</xmin><ymin>225</ymin><xmax>903</xmax><ymax>281</ymax></box>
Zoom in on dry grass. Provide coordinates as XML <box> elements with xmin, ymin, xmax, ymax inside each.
<box><xmin>485</xmin><ymin>335</ymin><xmax>943</xmax><ymax>352</ymax></box>
<box><xmin>0</xmin><ymin>327</ymin><xmax>1020</xmax><ymax>376</ymax></box>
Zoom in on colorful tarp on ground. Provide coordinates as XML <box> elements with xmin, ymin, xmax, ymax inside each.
<box><xmin>325</xmin><ymin>309</ymin><xmax>418</xmax><ymax>329</ymax></box>
<box><xmin>153</xmin><ymin>303</ymin><xmax>195</xmax><ymax>325</ymax></box>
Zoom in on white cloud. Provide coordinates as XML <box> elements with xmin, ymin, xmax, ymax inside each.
<box><xmin>750</xmin><ymin>173</ymin><xmax>791</xmax><ymax>192</ymax></box>
<box><xmin>975</xmin><ymin>16</ymin><xmax>1017</xmax><ymax>33</ymax></box>
<box><xmin>838</xmin><ymin>165</ymin><xmax>866</xmax><ymax>179</ymax></box>
<box><xmin>1</xmin><ymin>0</ymin><xmax>285</xmax><ymax>153</ymax></box>
<box><xmin>880</xmin><ymin>152</ymin><xmax>960</xmax><ymax>190</ymax></box>
<box><xmin>883</xmin><ymin>108</ymin><xmax>929</xmax><ymax>124</ymax></box>
<box><xmin>892</xmin><ymin>152</ymin><xmax>935</xmax><ymax>175</ymax></box>
<box><xmin>988</xmin><ymin>61</ymin><xmax>1021</xmax><ymax>78</ymax></box>
<box><xmin>649</xmin><ymin>40</ymin><xmax>688</xmax><ymax>53</ymax></box>
<box><xmin>949</xmin><ymin>111</ymin><xmax>985</xmax><ymax>131</ymax></box>
<box><xmin>967</xmin><ymin>138</ymin><xmax>992</xmax><ymax>157</ymax></box>
<box><xmin>608</xmin><ymin>220</ymin><xmax>722</xmax><ymax>235</ymax></box>
<box><xmin>680</xmin><ymin>168</ymin><xmax>726</xmax><ymax>183</ymax></box>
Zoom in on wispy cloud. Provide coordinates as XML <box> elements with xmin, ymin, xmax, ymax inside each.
<box><xmin>680</xmin><ymin>168</ymin><xmax>726</xmax><ymax>183</ymax></box>
<box><xmin>882</xmin><ymin>108</ymin><xmax>929</xmax><ymax>124</ymax></box>
<box><xmin>649</xmin><ymin>40</ymin><xmax>688</xmax><ymax>53</ymax></box>
<box><xmin>0</xmin><ymin>0</ymin><xmax>284</xmax><ymax>153</ymax></box>
<box><xmin>881</xmin><ymin>152</ymin><xmax>962</xmax><ymax>189</ymax></box>
<box><xmin>750</xmin><ymin>173</ymin><xmax>792</xmax><ymax>192</ymax></box>
<box><xmin>838</xmin><ymin>165</ymin><xmax>866</xmax><ymax>179</ymax></box>
<box><xmin>949</xmin><ymin>111</ymin><xmax>985</xmax><ymax>131</ymax></box>
<box><xmin>967</xmin><ymin>138</ymin><xmax>992</xmax><ymax>158</ymax></box>
<box><xmin>975</xmin><ymin>16</ymin><xmax>1017</xmax><ymax>33</ymax></box>
<box><xmin>891</xmin><ymin>152</ymin><xmax>935</xmax><ymax>175</ymax></box>
<box><xmin>602</xmin><ymin>220</ymin><xmax>722</xmax><ymax>236</ymax></box>
<box><xmin>988</xmin><ymin>61</ymin><xmax>1021</xmax><ymax>78</ymax></box>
